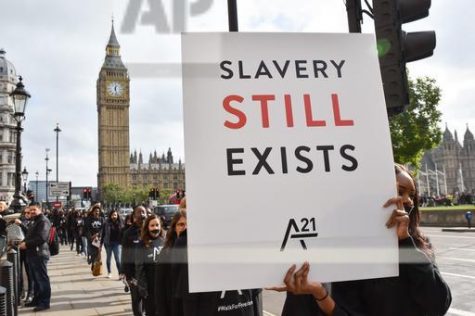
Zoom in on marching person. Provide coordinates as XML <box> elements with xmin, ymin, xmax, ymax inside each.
<box><xmin>85</xmin><ymin>204</ymin><xmax>104</xmax><ymax>271</ymax></box>
<box><xmin>101</xmin><ymin>209</ymin><xmax>123</xmax><ymax>278</ymax></box>
<box><xmin>135</xmin><ymin>214</ymin><xmax>165</xmax><ymax>315</ymax></box>
<box><xmin>18</xmin><ymin>202</ymin><xmax>52</xmax><ymax>312</ymax></box>
<box><xmin>156</xmin><ymin>208</ymin><xmax>262</xmax><ymax>316</ymax></box>
<box><xmin>122</xmin><ymin>205</ymin><xmax>147</xmax><ymax>316</ymax></box>
<box><xmin>272</xmin><ymin>164</ymin><xmax>452</xmax><ymax>316</ymax></box>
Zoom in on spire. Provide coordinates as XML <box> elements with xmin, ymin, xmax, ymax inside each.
<box><xmin>464</xmin><ymin>124</ymin><xmax>474</xmax><ymax>141</ymax></box>
<box><xmin>139</xmin><ymin>151</ymin><xmax>143</xmax><ymax>164</ymax></box>
<box><xmin>102</xmin><ymin>19</ymin><xmax>126</xmax><ymax>70</ymax></box>
<box><xmin>442</xmin><ymin>124</ymin><xmax>453</xmax><ymax>142</ymax></box>
<box><xmin>108</xmin><ymin>20</ymin><xmax>120</xmax><ymax>48</ymax></box>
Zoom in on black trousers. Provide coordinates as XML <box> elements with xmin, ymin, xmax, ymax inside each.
<box><xmin>28</xmin><ymin>256</ymin><xmax>51</xmax><ymax>307</ymax></box>
<box><xmin>130</xmin><ymin>285</ymin><xmax>144</xmax><ymax>316</ymax></box>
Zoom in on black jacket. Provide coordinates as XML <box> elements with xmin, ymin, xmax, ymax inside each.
<box><xmin>135</xmin><ymin>237</ymin><xmax>164</xmax><ymax>298</ymax></box>
<box><xmin>121</xmin><ymin>224</ymin><xmax>141</xmax><ymax>278</ymax></box>
<box><xmin>24</xmin><ymin>213</ymin><xmax>51</xmax><ymax>259</ymax></box>
<box><xmin>159</xmin><ymin>230</ymin><xmax>262</xmax><ymax>316</ymax></box>
<box><xmin>282</xmin><ymin>237</ymin><xmax>452</xmax><ymax>316</ymax></box>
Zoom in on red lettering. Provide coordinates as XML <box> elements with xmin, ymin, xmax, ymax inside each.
<box><xmin>332</xmin><ymin>94</ymin><xmax>354</xmax><ymax>126</ymax></box>
<box><xmin>304</xmin><ymin>94</ymin><xmax>326</xmax><ymax>127</ymax></box>
<box><xmin>223</xmin><ymin>95</ymin><xmax>246</xmax><ymax>129</ymax></box>
<box><xmin>284</xmin><ymin>94</ymin><xmax>294</xmax><ymax>127</ymax></box>
<box><xmin>252</xmin><ymin>95</ymin><xmax>275</xmax><ymax>128</ymax></box>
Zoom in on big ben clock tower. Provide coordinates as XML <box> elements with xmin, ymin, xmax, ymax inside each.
<box><xmin>97</xmin><ymin>22</ymin><xmax>130</xmax><ymax>192</ymax></box>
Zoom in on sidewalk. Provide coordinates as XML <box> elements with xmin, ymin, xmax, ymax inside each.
<box><xmin>441</xmin><ymin>227</ymin><xmax>475</xmax><ymax>233</ymax></box>
<box><xmin>19</xmin><ymin>245</ymin><xmax>132</xmax><ymax>316</ymax></box>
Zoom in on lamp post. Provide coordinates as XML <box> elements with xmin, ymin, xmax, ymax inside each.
<box><xmin>35</xmin><ymin>171</ymin><xmax>39</xmax><ymax>202</ymax></box>
<box><xmin>45</xmin><ymin>148</ymin><xmax>52</xmax><ymax>210</ymax></box>
<box><xmin>21</xmin><ymin>167</ymin><xmax>28</xmax><ymax>194</ymax></box>
<box><xmin>54</xmin><ymin>123</ymin><xmax>61</xmax><ymax>202</ymax></box>
<box><xmin>9</xmin><ymin>76</ymin><xmax>31</xmax><ymax>212</ymax></box>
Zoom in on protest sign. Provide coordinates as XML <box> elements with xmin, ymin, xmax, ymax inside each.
<box><xmin>182</xmin><ymin>32</ymin><xmax>398</xmax><ymax>292</ymax></box>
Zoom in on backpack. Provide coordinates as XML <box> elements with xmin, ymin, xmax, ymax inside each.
<box><xmin>48</xmin><ymin>226</ymin><xmax>60</xmax><ymax>256</ymax></box>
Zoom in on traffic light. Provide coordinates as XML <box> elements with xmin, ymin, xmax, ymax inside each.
<box><xmin>83</xmin><ymin>188</ymin><xmax>92</xmax><ymax>200</ymax></box>
<box><xmin>149</xmin><ymin>188</ymin><xmax>160</xmax><ymax>200</ymax></box>
<box><xmin>373</xmin><ymin>0</ymin><xmax>436</xmax><ymax>115</ymax></box>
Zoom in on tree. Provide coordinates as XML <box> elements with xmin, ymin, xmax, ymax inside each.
<box><xmin>101</xmin><ymin>183</ymin><xmax>123</xmax><ymax>206</ymax></box>
<box><xmin>389</xmin><ymin>76</ymin><xmax>442</xmax><ymax>168</ymax></box>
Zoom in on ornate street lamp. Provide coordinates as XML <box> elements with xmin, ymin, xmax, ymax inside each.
<box><xmin>35</xmin><ymin>171</ymin><xmax>39</xmax><ymax>202</ymax></box>
<box><xmin>21</xmin><ymin>167</ymin><xmax>28</xmax><ymax>194</ymax></box>
<box><xmin>10</xmin><ymin>76</ymin><xmax>31</xmax><ymax>212</ymax></box>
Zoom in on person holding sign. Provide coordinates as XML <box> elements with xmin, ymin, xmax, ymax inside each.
<box><xmin>273</xmin><ymin>164</ymin><xmax>452</xmax><ymax>316</ymax></box>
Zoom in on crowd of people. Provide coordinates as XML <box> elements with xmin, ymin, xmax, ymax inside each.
<box><xmin>0</xmin><ymin>163</ymin><xmax>453</xmax><ymax>315</ymax></box>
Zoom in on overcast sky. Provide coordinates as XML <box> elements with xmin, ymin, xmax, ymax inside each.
<box><xmin>1</xmin><ymin>0</ymin><xmax>473</xmax><ymax>187</ymax></box>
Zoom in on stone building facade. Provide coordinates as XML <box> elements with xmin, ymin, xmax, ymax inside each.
<box><xmin>0</xmin><ymin>49</ymin><xmax>19</xmax><ymax>202</ymax></box>
<box><xmin>421</xmin><ymin>125</ymin><xmax>475</xmax><ymax>195</ymax></box>
<box><xmin>97</xmin><ymin>24</ymin><xmax>185</xmax><ymax>194</ymax></box>
<box><xmin>130</xmin><ymin>148</ymin><xmax>185</xmax><ymax>191</ymax></box>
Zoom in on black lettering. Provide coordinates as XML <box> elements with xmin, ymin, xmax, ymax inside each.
<box><xmin>312</xmin><ymin>60</ymin><xmax>328</xmax><ymax>78</ymax></box>
<box><xmin>273</xmin><ymin>60</ymin><xmax>290</xmax><ymax>78</ymax></box>
<box><xmin>238</xmin><ymin>60</ymin><xmax>251</xmax><ymax>79</ymax></box>
<box><xmin>330</xmin><ymin>60</ymin><xmax>345</xmax><ymax>78</ymax></box>
<box><xmin>280</xmin><ymin>218</ymin><xmax>299</xmax><ymax>251</ymax></box>
<box><xmin>226</xmin><ymin>148</ymin><xmax>245</xmax><ymax>176</ymax></box>
<box><xmin>301</xmin><ymin>218</ymin><xmax>310</xmax><ymax>232</ymax></box>
<box><xmin>295</xmin><ymin>146</ymin><xmax>313</xmax><ymax>173</ymax></box>
<box><xmin>340</xmin><ymin>144</ymin><xmax>358</xmax><ymax>171</ymax></box>
<box><xmin>220</xmin><ymin>60</ymin><xmax>233</xmax><ymax>79</ymax></box>
<box><xmin>255</xmin><ymin>61</ymin><xmax>273</xmax><ymax>78</ymax></box>
<box><xmin>316</xmin><ymin>145</ymin><xmax>334</xmax><ymax>172</ymax></box>
<box><xmin>251</xmin><ymin>147</ymin><xmax>274</xmax><ymax>175</ymax></box>
<box><xmin>280</xmin><ymin>147</ymin><xmax>288</xmax><ymax>174</ymax></box>
<box><xmin>295</xmin><ymin>60</ymin><xmax>309</xmax><ymax>78</ymax></box>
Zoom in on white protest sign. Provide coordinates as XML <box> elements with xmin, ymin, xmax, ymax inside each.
<box><xmin>181</xmin><ymin>32</ymin><xmax>399</xmax><ymax>292</ymax></box>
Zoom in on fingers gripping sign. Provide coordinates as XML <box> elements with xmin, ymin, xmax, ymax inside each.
<box><xmin>384</xmin><ymin>197</ymin><xmax>410</xmax><ymax>240</ymax></box>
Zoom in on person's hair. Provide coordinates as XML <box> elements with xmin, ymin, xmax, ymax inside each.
<box><xmin>141</xmin><ymin>214</ymin><xmax>164</xmax><ymax>247</ymax></box>
<box><xmin>88</xmin><ymin>204</ymin><xmax>101</xmax><ymax>217</ymax></box>
<box><xmin>179</xmin><ymin>197</ymin><xmax>187</xmax><ymax>210</ymax></box>
<box><xmin>164</xmin><ymin>210</ymin><xmax>187</xmax><ymax>249</ymax></box>
<box><xmin>131</xmin><ymin>206</ymin><xmax>146</xmax><ymax>225</ymax></box>
<box><xmin>108</xmin><ymin>209</ymin><xmax>119</xmax><ymax>219</ymax></box>
<box><xmin>395</xmin><ymin>163</ymin><xmax>433</xmax><ymax>257</ymax></box>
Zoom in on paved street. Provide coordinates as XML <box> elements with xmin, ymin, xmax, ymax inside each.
<box><xmin>19</xmin><ymin>246</ymin><xmax>131</xmax><ymax>316</ymax></box>
<box><xmin>18</xmin><ymin>227</ymin><xmax>475</xmax><ymax>315</ymax></box>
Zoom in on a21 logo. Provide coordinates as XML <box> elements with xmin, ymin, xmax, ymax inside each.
<box><xmin>280</xmin><ymin>217</ymin><xmax>319</xmax><ymax>251</ymax></box>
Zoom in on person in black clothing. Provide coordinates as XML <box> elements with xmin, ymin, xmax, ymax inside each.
<box><xmin>69</xmin><ymin>210</ymin><xmax>83</xmax><ymax>255</ymax></box>
<box><xmin>85</xmin><ymin>204</ymin><xmax>105</xmax><ymax>271</ymax></box>
<box><xmin>135</xmin><ymin>214</ymin><xmax>165</xmax><ymax>315</ymax></box>
<box><xmin>156</xmin><ymin>208</ymin><xmax>263</xmax><ymax>316</ymax></box>
<box><xmin>101</xmin><ymin>209</ymin><xmax>124</xmax><ymax>278</ymax></box>
<box><xmin>122</xmin><ymin>205</ymin><xmax>147</xmax><ymax>316</ymax></box>
<box><xmin>272</xmin><ymin>164</ymin><xmax>452</xmax><ymax>316</ymax></box>
<box><xmin>15</xmin><ymin>206</ymin><xmax>34</xmax><ymax>302</ymax></box>
<box><xmin>18</xmin><ymin>202</ymin><xmax>52</xmax><ymax>312</ymax></box>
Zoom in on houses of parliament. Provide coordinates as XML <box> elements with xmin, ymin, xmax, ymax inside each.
<box><xmin>97</xmin><ymin>23</ymin><xmax>185</xmax><ymax>194</ymax></box>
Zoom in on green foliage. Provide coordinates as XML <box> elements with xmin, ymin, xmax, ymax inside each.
<box><xmin>101</xmin><ymin>183</ymin><xmax>151</xmax><ymax>205</ymax></box>
<box><xmin>389</xmin><ymin>76</ymin><xmax>442</xmax><ymax>168</ymax></box>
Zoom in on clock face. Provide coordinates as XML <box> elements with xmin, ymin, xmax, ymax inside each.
<box><xmin>107</xmin><ymin>81</ymin><xmax>124</xmax><ymax>97</ymax></box>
